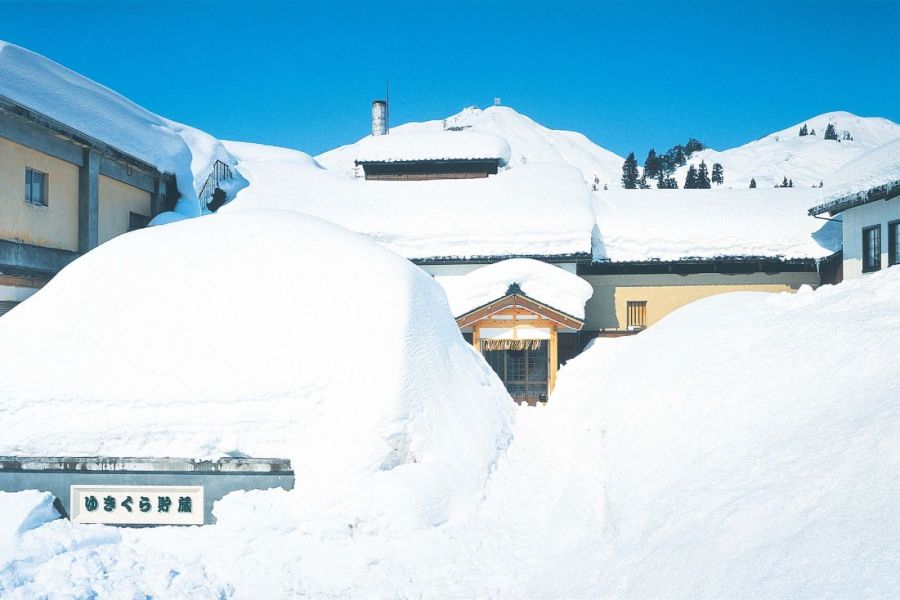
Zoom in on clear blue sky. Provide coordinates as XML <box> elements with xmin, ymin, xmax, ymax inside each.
<box><xmin>2</xmin><ymin>0</ymin><xmax>898</xmax><ymax>159</ymax></box>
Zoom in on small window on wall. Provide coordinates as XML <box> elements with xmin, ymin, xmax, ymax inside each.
<box><xmin>889</xmin><ymin>220</ymin><xmax>900</xmax><ymax>267</ymax></box>
<box><xmin>25</xmin><ymin>168</ymin><xmax>48</xmax><ymax>206</ymax></box>
<box><xmin>129</xmin><ymin>212</ymin><xmax>151</xmax><ymax>231</ymax></box>
<box><xmin>627</xmin><ymin>300</ymin><xmax>647</xmax><ymax>330</ymax></box>
<box><xmin>862</xmin><ymin>225</ymin><xmax>881</xmax><ymax>273</ymax></box>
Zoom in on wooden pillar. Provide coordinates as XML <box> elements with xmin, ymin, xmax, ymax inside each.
<box><xmin>549</xmin><ymin>326</ymin><xmax>559</xmax><ymax>395</ymax></box>
<box><xmin>472</xmin><ymin>325</ymin><xmax>481</xmax><ymax>353</ymax></box>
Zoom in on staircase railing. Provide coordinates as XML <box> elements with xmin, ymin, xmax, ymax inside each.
<box><xmin>197</xmin><ymin>160</ymin><xmax>233</xmax><ymax>212</ymax></box>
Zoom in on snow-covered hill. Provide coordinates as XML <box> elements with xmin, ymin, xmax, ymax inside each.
<box><xmin>316</xmin><ymin>105</ymin><xmax>625</xmax><ymax>188</ymax></box>
<box><xmin>673</xmin><ymin>111</ymin><xmax>900</xmax><ymax>189</ymax></box>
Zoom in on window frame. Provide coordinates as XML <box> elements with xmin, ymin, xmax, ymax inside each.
<box><xmin>889</xmin><ymin>219</ymin><xmax>900</xmax><ymax>267</ymax></box>
<box><xmin>862</xmin><ymin>224</ymin><xmax>882</xmax><ymax>273</ymax></box>
<box><xmin>626</xmin><ymin>300</ymin><xmax>647</xmax><ymax>330</ymax></box>
<box><xmin>24</xmin><ymin>167</ymin><xmax>49</xmax><ymax>207</ymax></box>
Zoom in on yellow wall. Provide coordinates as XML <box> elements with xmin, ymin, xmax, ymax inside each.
<box><xmin>0</xmin><ymin>136</ymin><xmax>79</xmax><ymax>251</ymax></box>
<box><xmin>582</xmin><ymin>272</ymin><xmax>819</xmax><ymax>331</ymax></box>
<box><xmin>99</xmin><ymin>175</ymin><xmax>151</xmax><ymax>245</ymax></box>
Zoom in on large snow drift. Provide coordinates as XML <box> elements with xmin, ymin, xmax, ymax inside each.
<box><xmin>222</xmin><ymin>141</ymin><xmax>594</xmax><ymax>260</ymax></box>
<box><xmin>592</xmin><ymin>187</ymin><xmax>841</xmax><ymax>261</ymax></box>
<box><xmin>354</xmin><ymin>131</ymin><xmax>511</xmax><ymax>165</ymax></box>
<box><xmin>822</xmin><ymin>136</ymin><xmax>900</xmax><ymax>201</ymax></box>
<box><xmin>436</xmin><ymin>258</ymin><xmax>593</xmax><ymax>319</ymax></box>
<box><xmin>0</xmin><ymin>40</ymin><xmax>234</xmax><ymax>214</ymax></box>
<box><xmin>0</xmin><ymin>210</ymin><xmax>513</xmax><ymax>532</ymax></box>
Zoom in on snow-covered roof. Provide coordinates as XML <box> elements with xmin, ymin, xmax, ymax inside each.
<box><xmin>0</xmin><ymin>209</ymin><xmax>513</xmax><ymax>532</ymax></box>
<box><xmin>222</xmin><ymin>141</ymin><xmax>594</xmax><ymax>260</ymax></box>
<box><xmin>436</xmin><ymin>259</ymin><xmax>594</xmax><ymax>320</ymax></box>
<box><xmin>592</xmin><ymin>187</ymin><xmax>840</xmax><ymax>262</ymax></box>
<box><xmin>354</xmin><ymin>131</ymin><xmax>511</xmax><ymax>165</ymax></box>
<box><xmin>0</xmin><ymin>40</ymin><xmax>232</xmax><ymax>208</ymax></box>
<box><xmin>809</xmin><ymin>138</ymin><xmax>900</xmax><ymax>215</ymax></box>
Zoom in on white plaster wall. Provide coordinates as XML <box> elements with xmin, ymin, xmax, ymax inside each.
<box><xmin>841</xmin><ymin>195</ymin><xmax>900</xmax><ymax>279</ymax></box>
<box><xmin>0</xmin><ymin>284</ymin><xmax>38</xmax><ymax>302</ymax></box>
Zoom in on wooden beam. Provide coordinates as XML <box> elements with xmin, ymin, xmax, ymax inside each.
<box><xmin>457</xmin><ymin>294</ymin><xmax>584</xmax><ymax>330</ymax></box>
<box><xmin>475</xmin><ymin>319</ymin><xmax>556</xmax><ymax>329</ymax></box>
<box><xmin>549</xmin><ymin>326</ymin><xmax>559</xmax><ymax>395</ymax></box>
<box><xmin>472</xmin><ymin>325</ymin><xmax>480</xmax><ymax>353</ymax></box>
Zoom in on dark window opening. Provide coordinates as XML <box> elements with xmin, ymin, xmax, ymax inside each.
<box><xmin>889</xmin><ymin>220</ymin><xmax>900</xmax><ymax>267</ymax></box>
<box><xmin>862</xmin><ymin>225</ymin><xmax>881</xmax><ymax>273</ymax></box>
<box><xmin>627</xmin><ymin>300</ymin><xmax>647</xmax><ymax>329</ymax></box>
<box><xmin>484</xmin><ymin>341</ymin><xmax>548</xmax><ymax>405</ymax></box>
<box><xmin>128</xmin><ymin>212</ymin><xmax>151</xmax><ymax>231</ymax></box>
<box><xmin>25</xmin><ymin>168</ymin><xmax>48</xmax><ymax>206</ymax></box>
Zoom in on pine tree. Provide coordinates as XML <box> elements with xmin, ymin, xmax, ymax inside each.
<box><xmin>749</xmin><ymin>178</ymin><xmax>757</xmax><ymax>189</ymax></box>
<box><xmin>789</xmin><ymin>178</ymin><xmax>794</xmax><ymax>188</ymax></box>
<box><xmin>711</xmin><ymin>162</ymin><xmax>724</xmax><ymax>185</ymax></box>
<box><xmin>684</xmin><ymin>164</ymin><xmax>699</xmax><ymax>189</ymax></box>
<box><xmin>824</xmin><ymin>123</ymin><xmax>838</xmax><ymax>140</ymax></box>
<box><xmin>780</xmin><ymin>176</ymin><xmax>789</xmax><ymax>188</ymax></box>
<box><xmin>810</xmin><ymin>128</ymin><xmax>816</xmax><ymax>136</ymax></box>
<box><xmin>696</xmin><ymin>161</ymin><xmax>711</xmax><ymax>189</ymax></box>
<box><xmin>644</xmin><ymin>149</ymin><xmax>661</xmax><ymax>180</ymax></box>
<box><xmin>685</xmin><ymin>138</ymin><xmax>705</xmax><ymax>155</ymax></box>
<box><xmin>621</xmin><ymin>152</ymin><xmax>640</xmax><ymax>189</ymax></box>
<box><xmin>639</xmin><ymin>174</ymin><xmax>651</xmax><ymax>189</ymax></box>
<box><xmin>799</xmin><ymin>124</ymin><xmax>808</xmax><ymax>136</ymax></box>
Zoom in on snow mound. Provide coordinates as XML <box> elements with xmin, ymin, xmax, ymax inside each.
<box><xmin>436</xmin><ymin>259</ymin><xmax>593</xmax><ymax>319</ymax></box>
<box><xmin>549</xmin><ymin>266</ymin><xmax>900</xmax><ymax>597</ymax></box>
<box><xmin>223</xmin><ymin>141</ymin><xmax>594</xmax><ymax>260</ymax></box>
<box><xmin>0</xmin><ymin>40</ymin><xmax>235</xmax><ymax>214</ymax></box>
<box><xmin>0</xmin><ymin>210</ymin><xmax>513</xmax><ymax>532</ymax></box>
<box><xmin>318</xmin><ymin>105</ymin><xmax>624</xmax><ymax>187</ymax></box>
<box><xmin>354</xmin><ymin>131</ymin><xmax>511</xmax><ymax>165</ymax></box>
<box><xmin>823</xmin><ymin>137</ymin><xmax>900</xmax><ymax>200</ymax></box>
<box><xmin>673</xmin><ymin>111</ymin><xmax>900</xmax><ymax>189</ymax></box>
<box><xmin>592</xmin><ymin>187</ymin><xmax>840</xmax><ymax>261</ymax></box>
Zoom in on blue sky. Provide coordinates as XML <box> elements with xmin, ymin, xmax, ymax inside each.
<box><xmin>2</xmin><ymin>0</ymin><xmax>898</xmax><ymax>159</ymax></box>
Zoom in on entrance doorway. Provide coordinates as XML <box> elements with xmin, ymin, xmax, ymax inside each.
<box><xmin>483</xmin><ymin>341</ymin><xmax>549</xmax><ymax>405</ymax></box>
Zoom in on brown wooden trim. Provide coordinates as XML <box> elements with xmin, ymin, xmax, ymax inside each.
<box><xmin>549</xmin><ymin>326</ymin><xmax>558</xmax><ymax>394</ymax></box>
<box><xmin>456</xmin><ymin>294</ymin><xmax>584</xmax><ymax>330</ymax></box>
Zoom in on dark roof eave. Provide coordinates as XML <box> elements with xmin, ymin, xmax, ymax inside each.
<box><xmin>808</xmin><ymin>179</ymin><xmax>900</xmax><ymax>216</ymax></box>
<box><xmin>412</xmin><ymin>252</ymin><xmax>591</xmax><ymax>266</ymax></box>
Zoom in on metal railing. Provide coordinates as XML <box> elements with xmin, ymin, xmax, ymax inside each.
<box><xmin>197</xmin><ymin>160</ymin><xmax>234</xmax><ymax>211</ymax></box>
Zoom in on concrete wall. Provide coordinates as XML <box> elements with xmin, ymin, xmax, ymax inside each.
<box><xmin>0</xmin><ymin>136</ymin><xmax>79</xmax><ymax>252</ymax></box>
<box><xmin>841</xmin><ymin>196</ymin><xmax>900</xmax><ymax>279</ymax></box>
<box><xmin>582</xmin><ymin>271</ymin><xmax>820</xmax><ymax>331</ymax></box>
<box><xmin>99</xmin><ymin>175</ymin><xmax>151</xmax><ymax>244</ymax></box>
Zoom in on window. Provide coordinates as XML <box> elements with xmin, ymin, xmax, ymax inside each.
<box><xmin>889</xmin><ymin>220</ymin><xmax>900</xmax><ymax>267</ymax></box>
<box><xmin>627</xmin><ymin>300</ymin><xmax>647</xmax><ymax>329</ymax></box>
<box><xmin>24</xmin><ymin>168</ymin><xmax>48</xmax><ymax>206</ymax></box>
<box><xmin>862</xmin><ymin>225</ymin><xmax>881</xmax><ymax>273</ymax></box>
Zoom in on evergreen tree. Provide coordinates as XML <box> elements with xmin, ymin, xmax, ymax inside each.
<box><xmin>621</xmin><ymin>152</ymin><xmax>640</xmax><ymax>189</ymax></box>
<box><xmin>824</xmin><ymin>123</ymin><xmax>838</xmax><ymax>140</ymax></box>
<box><xmin>779</xmin><ymin>176</ymin><xmax>790</xmax><ymax>188</ymax></box>
<box><xmin>685</xmin><ymin>138</ymin><xmax>706</xmax><ymax>155</ymax></box>
<box><xmin>684</xmin><ymin>164</ymin><xmax>699</xmax><ymax>189</ymax></box>
<box><xmin>643</xmin><ymin>149</ymin><xmax>661</xmax><ymax>180</ymax></box>
<box><xmin>657</xmin><ymin>172</ymin><xmax>678</xmax><ymax>188</ymax></box>
<box><xmin>749</xmin><ymin>178</ymin><xmax>757</xmax><ymax>189</ymax></box>
<box><xmin>789</xmin><ymin>178</ymin><xmax>794</xmax><ymax>188</ymax></box>
<box><xmin>799</xmin><ymin>124</ymin><xmax>808</xmax><ymax>136</ymax></box>
<box><xmin>696</xmin><ymin>161</ymin><xmax>711</xmax><ymax>188</ymax></box>
<box><xmin>639</xmin><ymin>174</ymin><xmax>651</xmax><ymax>189</ymax></box>
<box><xmin>711</xmin><ymin>162</ymin><xmax>724</xmax><ymax>185</ymax></box>
<box><xmin>810</xmin><ymin>128</ymin><xmax>816</xmax><ymax>136</ymax></box>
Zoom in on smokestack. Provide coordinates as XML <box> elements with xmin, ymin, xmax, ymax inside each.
<box><xmin>371</xmin><ymin>100</ymin><xmax>388</xmax><ymax>136</ymax></box>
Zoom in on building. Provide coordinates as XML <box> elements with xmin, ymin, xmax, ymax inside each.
<box><xmin>0</xmin><ymin>95</ymin><xmax>178</xmax><ymax>315</ymax></box>
<box><xmin>808</xmin><ymin>138</ymin><xmax>900</xmax><ymax>280</ymax></box>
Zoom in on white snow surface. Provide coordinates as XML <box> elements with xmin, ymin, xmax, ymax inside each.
<box><xmin>0</xmin><ymin>40</ymin><xmax>234</xmax><ymax>215</ymax></box>
<box><xmin>592</xmin><ymin>187</ymin><xmax>841</xmax><ymax>261</ymax></box>
<box><xmin>436</xmin><ymin>258</ymin><xmax>593</xmax><ymax>319</ymax></box>
<box><xmin>673</xmin><ymin>111</ymin><xmax>900</xmax><ymax>189</ymax></box>
<box><xmin>0</xmin><ymin>210</ymin><xmax>513</xmax><ymax>536</ymax></box>
<box><xmin>318</xmin><ymin>105</ymin><xmax>625</xmax><ymax>187</ymax></box>
<box><xmin>222</xmin><ymin>141</ymin><xmax>594</xmax><ymax>260</ymax></box>
<box><xmin>3</xmin><ymin>266</ymin><xmax>899</xmax><ymax>597</ymax></box>
<box><xmin>354</xmin><ymin>131</ymin><xmax>511</xmax><ymax>165</ymax></box>
<box><xmin>821</xmin><ymin>136</ymin><xmax>900</xmax><ymax>202</ymax></box>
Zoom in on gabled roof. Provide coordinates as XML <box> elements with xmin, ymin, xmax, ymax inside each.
<box><xmin>808</xmin><ymin>180</ymin><xmax>900</xmax><ymax>216</ymax></box>
<box><xmin>456</xmin><ymin>284</ymin><xmax>585</xmax><ymax>331</ymax></box>
<box><xmin>354</xmin><ymin>132</ymin><xmax>511</xmax><ymax>166</ymax></box>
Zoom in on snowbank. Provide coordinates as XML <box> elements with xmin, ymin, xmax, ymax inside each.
<box><xmin>355</xmin><ymin>131</ymin><xmax>511</xmax><ymax>165</ymax></box>
<box><xmin>545</xmin><ymin>266</ymin><xmax>900</xmax><ymax>597</ymax></box>
<box><xmin>318</xmin><ymin>105</ymin><xmax>625</xmax><ymax>187</ymax></box>
<box><xmin>223</xmin><ymin>141</ymin><xmax>594</xmax><ymax>260</ymax></box>
<box><xmin>822</xmin><ymin>137</ymin><xmax>900</xmax><ymax>201</ymax></box>
<box><xmin>0</xmin><ymin>210</ymin><xmax>513</xmax><ymax>533</ymax></box>
<box><xmin>0</xmin><ymin>40</ymin><xmax>235</xmax><ymax>214</ymax></box>
<box><xmin>592</xmin><ymin>187</ymin><xmax>840</xmax><ymax>261</ymax></box>
<box><xmin>436</xmin><ymin>259</ymin><xmax>593</xmax><ymax>319</ymax></box>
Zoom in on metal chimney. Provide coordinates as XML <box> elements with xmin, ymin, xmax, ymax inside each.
<box><xmin>371</xmin><ymin>100</ymin><xmax>388</xmax><ymax>136</ymax></box>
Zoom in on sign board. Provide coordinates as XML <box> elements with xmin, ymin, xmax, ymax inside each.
<box><xmin>70</xmin><ymin>485</ymin><xmax>204</xmax><ymax>526</ymax></box>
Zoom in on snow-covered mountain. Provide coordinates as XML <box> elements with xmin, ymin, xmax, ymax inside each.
<box><xmin>672</xmin><ymin>111</ymin><xmax>900</xmax><ymax>189</ymax></box>
<box><xmin>316</xmin><ymin>105</ymin><xmax>625</xmax><ymax>188</ymax></box>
